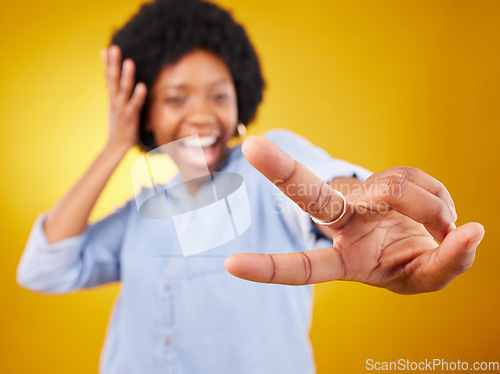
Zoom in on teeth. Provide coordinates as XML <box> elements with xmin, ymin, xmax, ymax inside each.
<box><xmin>182</xmin><ymin>135</ymin><xmax>217</xmax><ymax>148</ymax></box>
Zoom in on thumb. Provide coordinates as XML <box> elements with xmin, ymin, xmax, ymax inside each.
<box><xmin>407</xmin><ymin>222</ymin><xmax>485</xmax><ymax>292</ymax></box>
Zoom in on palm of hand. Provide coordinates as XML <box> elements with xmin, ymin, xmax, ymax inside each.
<box><xmin>332</xmin><ymin>209</ymin><xmax>439</xmax><ymax>294</ymax></box>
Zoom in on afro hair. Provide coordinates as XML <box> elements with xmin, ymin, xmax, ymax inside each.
<box><xmin>110</xmin><ymin>0</ymin><xmax>266</xmax><ymax>151</ymax></box>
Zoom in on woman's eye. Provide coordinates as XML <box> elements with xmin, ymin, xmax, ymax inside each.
<box><xmin>165</xmin><ymin>96</ymin><xmax>185</xmax><ymax>104</ymax></box>
<box><xmin>213</xmin><ymin>93</ymin><xmax>228</xmax><ymax>102</ymax></box>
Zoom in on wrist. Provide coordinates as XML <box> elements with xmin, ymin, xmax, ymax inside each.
<box><xmin>101</xmin><ymin>142</ymin><xmax>131</xmax><ymax>166</ymax></box>
<box><xmin>104</xmin><ymin>141</ymin><xmax>132</xmax><ymax>158</ymax></box>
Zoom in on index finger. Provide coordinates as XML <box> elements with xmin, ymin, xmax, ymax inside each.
<box><xmin>106</xmin><ymin>45</ymin><xmax>122</xmax><ymax>99</ymax></box>
<box><xmin>242</xmin><ymin>136</ymin><xmax>344</xmax><ymax>224</ymax></box>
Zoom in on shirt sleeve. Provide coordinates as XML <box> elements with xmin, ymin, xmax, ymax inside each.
<box><xmin>263</xmin><ymin>129</ymin><xmax>372</xmax><ymax>183</ymax></box>
<box><xmin>16</xmin><ymin>200</ymin><xmax>132</xmax><ymax>294</ymax></box>
<box><xmin>263</xmin><ymin>129</ymin><xmax>373</xmax><ymax>249</ymax></box>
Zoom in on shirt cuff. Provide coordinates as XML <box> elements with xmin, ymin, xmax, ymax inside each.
<box><xmin>313</xmin><ymin>160</ymin><xmax>372</xmax><ymax>184</ymax></box>
<box><xmin>23</xmin><ymin>214</ymin><xmax>89</xmax><ymax>264</ymax></box>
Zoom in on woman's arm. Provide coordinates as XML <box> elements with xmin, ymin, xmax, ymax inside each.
<box><xmin>44</xmin><ymin>46</ymin><xmax>146</xmax><ymax>243</ymax></box>
<box><xmin>43</xmin><ymin>144</ymin><xmax>128</xmax><ymax>243</ymax></box>
<box><xmin>17</xmin><ymin>46</ymin><xmax>146</xmax><ymax>293</ymax></box>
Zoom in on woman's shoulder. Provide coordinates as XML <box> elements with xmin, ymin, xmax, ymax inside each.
<box><xmin>262</xmin><ymin>128</ymin><xmax>311</xmax><ymax>149</ymax></box>
<box><xmin>262</xmin><ymin>129</ymin><xmax>331</xmax><ymax>167</ymax></box>
<box><xmin>262</xmin><ymin>129</ymin><xmax>324</xmax><ymax>161</ymax></box>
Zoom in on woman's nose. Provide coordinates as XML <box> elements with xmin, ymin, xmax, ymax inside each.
<box><xmin>186</xmin><ymin>99</ymin><xmax>217</xmax><ymax>129</ymax></box>
<box><xmin>186</xmin><ymin>112</ymin><xmax>216</xmax><ymax>128</ymax></box>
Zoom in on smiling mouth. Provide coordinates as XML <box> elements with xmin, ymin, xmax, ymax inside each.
<box><xmin>178</xmin><ymin>135</ymin><xmax>221</xmax><ymax>169</ymax></box>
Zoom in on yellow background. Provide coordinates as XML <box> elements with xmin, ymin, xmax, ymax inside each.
<box><xmin>1</xmin><ymin>0</ymin><xmax>499</xmax><ymax>372</ymax></box>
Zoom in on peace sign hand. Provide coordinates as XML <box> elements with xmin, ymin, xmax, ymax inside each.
<box><xmin>224</xmin><ymin>136</ymin><xmax>485</xmax><ymax>294</ymax></box>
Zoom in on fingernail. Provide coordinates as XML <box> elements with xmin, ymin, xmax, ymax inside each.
<box><xmin>466</xmin><ymin>235</ymin><xmax>484</xmax><ymax>253</ymax></box>
<box><xmin>447</xmin><ymin>222</ymin><xmax>456</xmax><ymax>234</ymax></box>
<box><xmin>448</xmin><ymin>204</ymin><xmax>458</xmax><ymax>222</ymax></box>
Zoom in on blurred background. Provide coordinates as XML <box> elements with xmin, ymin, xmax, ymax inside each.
<box><xmin>1</xmin><ymin>0</ymin><xmax>499</xmax><ymax>372</ymax></box>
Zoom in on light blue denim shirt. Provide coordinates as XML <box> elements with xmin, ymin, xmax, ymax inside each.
<box><xmin>17</xmin><ymin>130</ymin><xmax>371</xmax><ymax>374</ymax></box>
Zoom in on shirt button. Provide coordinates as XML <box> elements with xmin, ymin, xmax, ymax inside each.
<box><xmin>164</xmin><ymin>283</ymin><xmax>171</xmax><ymax>291</ymax></box>
<box><xmin>164</xmin><ymin>337</ymin><xmax>172</xmax><ymax>345</ymax></box>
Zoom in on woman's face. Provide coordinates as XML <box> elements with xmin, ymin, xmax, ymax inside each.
<box><xmin>146</xmin><ymin>49</ymin><xmax>239</xmax><ymax>176</ymax></box>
